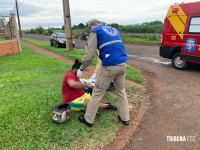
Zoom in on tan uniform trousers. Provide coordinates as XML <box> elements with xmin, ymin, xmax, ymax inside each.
<box><xmin>84</xmin><ymin>63</ymin><xmax>129</xmax><ymax>124</ymax></box>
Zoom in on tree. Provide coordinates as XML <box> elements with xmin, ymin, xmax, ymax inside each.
<box><xmin>77</xmin><ymin>23</ymin><xmax>85</xmax><ymax>29</ymax></box>
<box><xmin>119</xmin><ymin>20</ymin><xmax>163</xmax><ymax>34</ymax></box>
<box><xmin>0</xmin><ymin>18</ymin><xmax>6</xmax><ymax>27</ymax></box>
<box><xmin>35</xmin><ymin>25</ymin><xmax>44</xmax><ymax>34</ymax></box>
<box><xmin>47</xmin><ymin>27</ymin><xmax>54</xmax><ymax>34</ymax></box>
<box><xmin>110</xmin><ymin>23</ymin><xmax>119</xmax><ymax>29</ymax></box>
<box><xmin>72</xmin><ymin>25</ymin><xmax>78</xmax><ymax>29</ymax></box>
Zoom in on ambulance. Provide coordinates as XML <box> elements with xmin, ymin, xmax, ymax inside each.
<box><xmin>160</xmin><ymin>1</ymin><xmax>200</xmax><ymax>70</ymax></box>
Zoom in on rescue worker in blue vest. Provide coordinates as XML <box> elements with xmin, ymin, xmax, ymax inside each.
<box><xmin>77</xmin><ymin>19</ymin><xmax>129</xmax><ymax>127</ymax></box>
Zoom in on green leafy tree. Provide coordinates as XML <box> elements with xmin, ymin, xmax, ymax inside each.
<box><xmin>35</xmin><ymin>26</ymin><xmax>44</xmax><ymax>34</ymax></box>
<box><xmin>72</xmin><ymin>25</ymin><xmax>78</xmax><ymax>29</ymax></box>
<box><xmin>119</xmin><ymin>20</ymin><xmax>163</xmax><ymax>33</ymax></box>
<box><xmin>110</xmin><ymin>23</ymin><xmax>119</xmax><ymax>29</ymax></box>
<box><xmin>77</xmin><ymin>23</ymin><xmax>85</xmax><ymax>29</ymax></box>
<box><xmin>29</xmin><ymin>28</ymin><xmax>36</xmax><ymax>34</ymax></box>
<box><xmin>47</xmin><ymin>27</ymin><xmax>54</xmax><ymax>35</ymax></box>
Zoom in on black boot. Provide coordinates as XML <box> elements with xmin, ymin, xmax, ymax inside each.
<box><xmin>106</xmin><ymin>82</ymin><xmax>115</xmax><ymax>91</ymax></box>
<box><xmin>105</xmin><ymin>103</ymin><xmax>118</xmax><ymax>110</ymax></box>
<box><xmin>118</xmin><ymin>115</ymin><xmax>129</xmax><ymax>126</ymax></box>
<box><xmin>79</xmin><ymin>114</ymin><xmax>93</xmax><ymax>127</ymax></box>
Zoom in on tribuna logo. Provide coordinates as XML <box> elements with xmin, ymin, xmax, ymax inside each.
<box><xmin>166</xmin><ymin>136</ymin><xmax>195</xmax><ymax>142</ymax></box>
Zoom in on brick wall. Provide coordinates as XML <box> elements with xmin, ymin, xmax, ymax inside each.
<box><xmin>0</xmin><ymin>39</ymin><xmax>20</xmax><ymax>56</ymax></box>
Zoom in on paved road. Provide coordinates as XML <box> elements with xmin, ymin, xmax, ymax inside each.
<box><xmin>23</xmin><ymin>34</ymin><xmax>170</xmax><ymax>65</ymax></box>
<box><xmin>23</xmin><ymin>33</ymin><xmax>50</xmax><ymax>42</ymax></box>
<box><xmin>23</xmin><ymin>34</ymin><xmax>200</xmax><ymax>149</ymax></box>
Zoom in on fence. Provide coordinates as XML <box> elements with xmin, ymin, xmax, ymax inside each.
<box><xmin>0</xmin><ymin>12</ymin><xmax>21</xmax><ymax>56</ymax></box>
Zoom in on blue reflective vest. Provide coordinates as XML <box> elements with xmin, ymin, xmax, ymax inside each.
<box><xmin>91</xmin><ymin>24</ymin><xmax>127</xmax><ymax>66</ymax></box>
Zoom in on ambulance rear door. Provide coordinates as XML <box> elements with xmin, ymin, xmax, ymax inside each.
<box><xmin>181</xmin><ymin>16</ymin><xmax>200</xmax><ymax>63</ymax></box>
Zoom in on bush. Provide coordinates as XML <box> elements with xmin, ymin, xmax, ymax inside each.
<box><xmin>36</xmin><ymin>26</ymin><xmax>44</xmax><ymax>34</ymax></box>
<box><xmin>47</xmin><ymin>28</ymin><xmax>54</xmax><ymax>35</ymax></box>
<box><xmin>28</xmin><ymin>28</ymin><xmax>37</xmax><ymax>34</ymax></box>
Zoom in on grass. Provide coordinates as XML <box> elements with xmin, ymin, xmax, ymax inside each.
<box><xmin>121</xmin><ymin>34</ymin><xmax>160</xmax><ymax>45</ymax></box>
<box><xmin>0</xmin><ymin>35</ymin><xmax>9</xmax><ymax>41</ymax></box>
<box><xmin>126</xmin><ymin>85</ymin><xmax>141</xmax><ymax>105</ymax></box>
<box><xmin>126</xmin><ymin>64</ymin><xmax>145</xmax><ymax>85</ymax></box>
<box><xmin>21</xmin><ymin>37</ymin><xmax>144</xmax><ymax>85</ymax></box>
<box><xmin>1</xmin><ymin>37</ymin><xmax>145</xmax><ymax>149</ymax></box>
<box><xmin>22</xmin><ymin>37</ymin><xmax>98</xmax><ymax>66</ymax></box>
<box><xmin>0</xmin><ymin>45</ymin><xmax>122</xmax><ymax>149</ymax></box>
<box><xmin>54</xmin><ymin>29</ymin><xmax>160</xmax><ymax>45</ymax></box>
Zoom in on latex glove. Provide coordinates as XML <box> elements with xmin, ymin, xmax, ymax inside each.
<box><xmin>85</xmin><ymin>79</ymin><xmax>93</xmax><ymax>84</ymax></box>
<box><xmin>90</xmin><ymin>73</ymin><xmax>96</xmax><ymax>79</ymax></box>
<box><xmin>80</xmin><ymin>78</ymin><xmax>93</xmax><ymax>84</ymax></box>
<box><xmin>77</xmin><ymin>69</ymin><xmax>83</xmax><ymax>78</ymax></box>
<box><xmin>91</xmin><ymin>77</ymin><xmax>96</xmax><ymax>83</ymax></box>
<box><xmin>91</xmin><ymin>82</ymin><xmax>95</xmax><ymax>87</ymax></box>
<box><xmin>79</xmin><ymin>78</ymin><xmax>86</xmax><ymax>83</ymax></box>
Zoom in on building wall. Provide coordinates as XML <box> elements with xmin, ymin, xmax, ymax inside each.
<box><xmin>0</xmin><ymin>39</ymin><xmax>20</xmax><ymax>56</ymax></box>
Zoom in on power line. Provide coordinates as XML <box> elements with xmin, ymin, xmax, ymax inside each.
<box><xmin>12</xmin><ymin>6</ymin><xmax>16</xmax><ymax>13</ymax></box>
<box><xmin>12</xmin><ymin>0</ymin><xmax>25</xmax><ymax>13</ymax></box>
<box><xmin>18</xmin><ymin>0</ymin><xmax>25</xmax><ymax>8</ymax></box>
<box><xmin>0</xmin><ymin>15</ymin><xmax>9</xmax><ymax>17</ymax></box>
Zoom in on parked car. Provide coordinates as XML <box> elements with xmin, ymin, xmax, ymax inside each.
<box><xmin>50</xmin><ymin>32</ymin><xmax>75</xmax><ymax>48</ymax></box>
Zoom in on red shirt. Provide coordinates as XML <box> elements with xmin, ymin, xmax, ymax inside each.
<box><xmin>62</xmin><ymin>70</ymin><xmax>85</xmax><ymax>104</ymax></box>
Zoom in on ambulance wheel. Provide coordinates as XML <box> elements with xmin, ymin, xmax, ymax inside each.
<box><xmin>172</xmin><ymin>53</ymin><xmax>189</xmax><ymax>70</ymax></box>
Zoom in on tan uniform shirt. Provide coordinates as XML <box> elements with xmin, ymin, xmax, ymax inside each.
<box><xmin>94</xmin><ymin>56</ymin><xmax>101</xmax><ymax>74</ymax></box>
<box><xmin>80</xmin><ymin>32</ymin><xmax>98</xmax><ymax>71</ymax></box>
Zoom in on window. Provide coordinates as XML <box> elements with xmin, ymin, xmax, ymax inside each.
<box><xmin>189</xmin><ymin>17</ymin><xmax>200</xmax><ymax>33</ymax></box>
<box><xmin>57</xmin><ymin>33</ymin><xmax>65</xmax><ymax>38</ymax></box>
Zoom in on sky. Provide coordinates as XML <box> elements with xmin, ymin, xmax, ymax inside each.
<box><xmin>0</xmin><ymin>0</ymin><xmax>199</xmax><ymax>30</ymax></box>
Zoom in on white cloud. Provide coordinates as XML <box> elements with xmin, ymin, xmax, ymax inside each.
<box><xmin>0</xmin><ymin>0</ymin><xmax>200</xmax><ymax>29</ymax></box>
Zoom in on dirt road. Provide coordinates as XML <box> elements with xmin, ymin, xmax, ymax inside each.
<box><xmin>23</xmin><ymin>34</ymin><xmax>200</xmax><ymax>149</ymax></box>
<box><xmin>125</xmin><ymin>57</ymin><xmax>200</xmax><ymax>149</ymax></box>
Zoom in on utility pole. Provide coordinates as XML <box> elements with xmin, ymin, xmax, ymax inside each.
<box><xmin>62</xmin><ymin>0</ymin><xmax>73</xmax><ymax>50</ymax></box>
<box><xmin>15</xmin><ymin>0</ymin><xmax>22</xmax><ymax>38</ymax></box>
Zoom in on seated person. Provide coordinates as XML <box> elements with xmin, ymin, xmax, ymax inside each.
<box><xmin>81</xmin><ymin>32</ymin><xmax>86</xmax><ymax>37</ymax></box>
<box><xmin>81</xmin><ymin>32</ymin><xmax>87</xmax><ymax>40</ymax></box>
<box><xmin>62</xmin><ymin>59</ymin><xmax>117</xmax><ymax>111</ymax></box>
